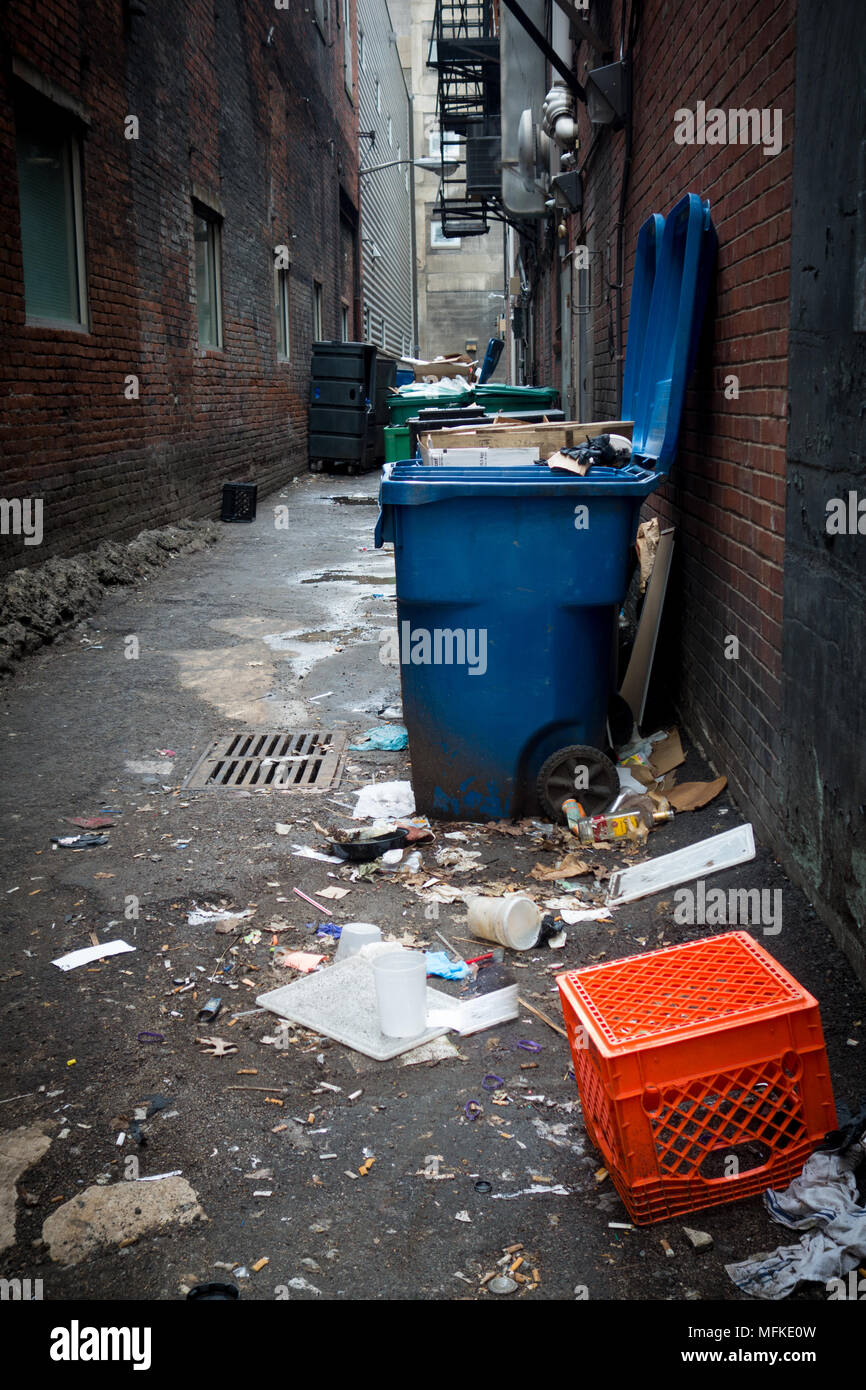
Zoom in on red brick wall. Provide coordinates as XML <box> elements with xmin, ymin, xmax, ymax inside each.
<box><xmin>532</xmin><ymin>0</ymin><xmax>795</xmax><ymax>830</ymax></box>
<box><xmin>0</xmin><ymin>0</ymin><xmax>360</xmax><ymax>574</ymax></box>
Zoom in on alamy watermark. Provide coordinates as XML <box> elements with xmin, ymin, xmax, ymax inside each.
<box><xmin>674</xmin><ymin>101</ymin><xmax>782</xmax><ymax>157</ymax></box>
<box><xmin>0</xmin><ymin>497</ymin><xmax>43</xmax><ymax>546</ymax></box>
<box><xmin>673</xmin><ymin>880</ymin><xmax>782</xmax><ymax>934</ymax></box>
<box><xmin>380</xmin><ymin>622</ymin><xmax>488</xmax><ymax>676</ymax></box>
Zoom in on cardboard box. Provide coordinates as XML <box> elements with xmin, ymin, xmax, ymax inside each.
<box><xmin>422</xmin><ymin>419</ymin><xmax>634</xmax><ymax>451</ymax></box>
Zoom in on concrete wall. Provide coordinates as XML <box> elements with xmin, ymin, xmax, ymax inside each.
<box><xmin>0</xmin><ymin>0</ymin><xmax>360</xmax><ymax>574</ymax></box>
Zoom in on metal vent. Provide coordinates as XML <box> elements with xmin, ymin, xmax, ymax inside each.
<box><xmin>183</xmin><ymin>730</ymin><xmax>347</xmax><ymax>791</ymax></box>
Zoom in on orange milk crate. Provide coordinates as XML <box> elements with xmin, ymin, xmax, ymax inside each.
<box><xmin>556</xmin><ymin>930</ymin><xmax>837</xmax><ymax>1225</ymax></box>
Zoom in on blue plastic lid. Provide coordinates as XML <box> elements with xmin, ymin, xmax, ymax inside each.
<box><xmin>622</xmin><ymin>213</ymin><xmax>665</xmax><ymax>425</ymax></box>
<box><xmin>629</xmin><ymin>194</ymin><xmax>718</xmax><ymax>473</ymax></box>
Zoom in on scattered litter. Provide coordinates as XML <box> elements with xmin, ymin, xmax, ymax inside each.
<box><xmin>196</xmin><ymin>997</ymin><xmax>222</xmax><ymax>1024</ymax></box>
<box><xmin>668</xmin><ymin>777</ymin><xmax>727</xmax><ymax>811</ymax></box>
<box><xmin>278</xmin><ymin>952</ymin><xmax>325</xmax><ymax>973</ymax></box>
<box><xmin>606</xmin><ymin>824</ymin><xmax>756</xmax><ymax>905</ymax></box>
<box><xmin>251</xmin><ymin>1257</ymin><xmax>270</xmax><ymax>1273</ymax></box>
<box><xmin>293</xmin><ymin>887</ymin><xmax>332</xmax><ymax>914</ymax></box>
<box><xmin>492</xmin><ymin>1185</ymin><xmax>571</xmax><ymax>1199</ymax></box>
<box><xmin>531</xmin><ymin>855</ymin><xmax>593</xmax><ymax>881</ymax></box>
<box><xmin>196</xmin><ymin>1037</ymin><xmax>238</xmax><ymax>1057</ymax></box>
<box><xmin>425</xmin><ymin>950</ymin><xmax>470</xmax><ymax>981</ymax></box>
<box><xmin>349</xmin><ymin>726</ymin><xmax>408</xmax><ymax>751</ymax></box>
<box><xmin>683</xmin><ymin>1226</ymin><xmax>714</xmax><ymax>1252</ymax></box>
<box><xmin>51</xmin><ymin>834</ymin><xmax>109</xmax><ymax>849</ymax></box>
<box><xmin>65</xmin><ymin>816</ymin><xmax>115</xmax><ymax>830</ymax></box>
<box><xmin>488</xmin><ymin>1275</ymin><xmax>518</xmax><ymax>1295</ymax></box>
<box><xmin>317</xmin><ymin>886</ymin><xmax>351</xmax><ymax>900</ymax></box>
<box><xmin>726</xmin><ymin>1141</ymin><xmax>866</xmax><ymax>1299</ymax></box>
<box><xmin>292</xmin><ymin>845</ymin><xmax>343</xmax><ymax>864</ymax></box>
<box><xmin>352</xmin><ymin>780</ymin><xmax>415</xmax><ymax>820</ymax></box>
<box><xmin>455</xmin><ymin>1210</ymin><xmax>472</xmax><ymax>1223</ymax></box>
<box><xmin>275</xmin><ymin>823</ymin><xmax>291</xmax><ymax>836</ymax></box>
<box><xmin>435</xmin><ymin>847</ymin><xmax>483</xmax><ymax>873</ymax></box>
<box><xmin>314</xmin><ymin>923</ymin><xmax>342</xmax><ymax>940</ymax></box>
<box><xmin>557</xmin><ymin>906</ymin><xmax>613</xmax><ymax>924</ymax></box>
<box><xmin>187</xmin><ymin>907</ymin><xmax>255</xmax><ymax>927</ymax></box>
<box><xmin>661</xmin><ymin>1238</ymin><xmax>675</xmax><ymax>1257</ymax></box>
<box><xmin>285</xmin><ymin>1276</ymin><xmax>322</xmax><ymax>1295</ymax></box>
<box><xmin>52</xmin><ymin>941</ymin><xmax>135</xmax><ymax>971</ymax></box>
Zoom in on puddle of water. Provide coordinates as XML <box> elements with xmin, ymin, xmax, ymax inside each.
<box><xmin>301</xmin><ymin>571</ymin><xmax>395</xmax><ymax>585</ymax></box>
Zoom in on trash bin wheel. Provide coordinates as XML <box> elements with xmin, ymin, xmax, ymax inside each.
<box><xmin>536</xmin><ymin>744</ymin><xmax>619</xmax><ymax>822</ymax></box>
<box><xmin>309</xmin><ymin>459</ymin><xmax>325</xmax><ymax>474</ymax></box>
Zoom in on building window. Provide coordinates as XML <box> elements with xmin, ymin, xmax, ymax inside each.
<box><xmin>15</xmin><ymin>92</ymin><xmax>88</xmax><ymax>329</ymax></box>
<box><xmin>363</xmin><ymin>305</ymin><xmax>371</xmax><ymax>341</ymax></box>
<box><xmin>376</xmin><ymin>81</ymin><xmax>381</xmax><ymax>114</ymax></box>
<box><xmin>275</xmin><ymin>267</ymin><xmax>291</xmax><ymax>361</ymax></box>
<box><xmin>430</xmin><ymin>219</ymin><xmax>461</xmax><ymax>250</ymax></box>
<box><xmin>343</xmin><ymin>0</ymin><xmax>353</xmax><ymax>97</ymax></box>
<box><xmin>314</xmin><ymin>0</ymin><xmax>328</xmax><ymax>39</ymax></box>
<box><xmin>193</xmin><ymin>204</ymin><xmax>222</xmax><ymax>348</ymax></box>
<box><xmin>427</xmin><ymin>128</ymin><xmax>461</xmax><ymax>163</ymax></box>
<box><xmin>358</xmin><ymin>28</ymin><xmax>365</xmax><ymax>70</ymax></box>
<box><xmin>381</xmin><ymin>316</ymin><xmax>387</xmax><ymax>349</ymax></box>
<box><xmin>387</xmin><ymin>116</ymin><xmax>393</xmax><ymax>148</ymax></box>
<box><xmin>341</xmin><ymin>304</ymin><xmax>350</xmax><ymax>341</ymax></box>
<box><xmin>313</xmin><ymin>280</ymin><xmax>324</xmax><ymax>340</ymax></box>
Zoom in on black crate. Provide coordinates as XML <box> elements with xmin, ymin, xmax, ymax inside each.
<box><xmin>221</xmin><ymin>482</ymin><xmax>257</xmax><ymax>522</ymax></box>
<box><xmin>309</xmin><ymin>379</ymin><xmax>366</xmax><ymax>408</ymax></box>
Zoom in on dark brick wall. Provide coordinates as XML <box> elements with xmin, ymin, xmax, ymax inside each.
<box><xmin>531</xmin><ymin>0</ymin><xmax>795</xmax><ymax>836</ymax></box>
<box><xmin>0</xmin><ymin>0</ymin><xmax>360</xmax><ymax>574</ymax></box>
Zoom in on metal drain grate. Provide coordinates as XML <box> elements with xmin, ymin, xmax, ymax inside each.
<box><xmin>183</xmin><ymin>730</ymin><xmax>347</xmax><ymax>791</ymax></box>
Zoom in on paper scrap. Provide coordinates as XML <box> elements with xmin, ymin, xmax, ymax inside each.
<box><xmin>279</xmin><ymin>951</ymin><xmax>325</xmax><ymax>972</ymax></box>
<box><xmin>668</xmin><ymin>776</ymin><xmax>727</xmax><ymax>812</ymax></box>
<box><xmin>317</xmin><ymin>886</ymin><xmax>351</xmax><ymax>900</ymax></box>
<box><xmin>52</xmin><ymin>940</ymin><xmax>136</xmax><ymax>971</ymax></box>
<box><xmin>531</xmin><ymin>855</ymin><xmax>592</xmax><ymax>881</ymax></box>
<box><xmin>648</xmin><ymin>728</ymin><xmax>685</xmax><ymax>776</ymax></box>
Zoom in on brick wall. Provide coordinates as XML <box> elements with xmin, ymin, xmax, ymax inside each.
<box><xmin>531</xmin><ymin>0</ymin><xmax>795</xmax><ymax>835</ymax></box>
<box><xmin>0</xmin><ymin>0</ymin><xmax>361</xmax><ymax>575</ymax></box>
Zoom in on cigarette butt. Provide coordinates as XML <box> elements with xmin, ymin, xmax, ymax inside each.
<box><xmin>265</xmin><ymin>1097</ymin><xmax>284</xmax><ymax>1106</ymax></box>
<box><xmin>251</xmin><ymin>1257</ymin><xmax>269</xmax><ymax>1273</ymax></box>
<box><xmin>505</xmin><ymin>1243</ymin><xmax>523</xmax><ymax>1254</ymax></box>
<box><xmin>513</xmin><ymin>1271</ymin><xmax>527</xmax><ymax>1283</ymax></box>
<box><xmin>307</xmin><ymin>1113</ymin><xmax>315</xmax><ymax>1124</ymax></box>
<box><xmin>118</xmin><ymin>1236</ymin><xmax>138</xmax><ymax>1249</ymax></box>
<box><xmin>661</xmin><ymin>1239</ymin><xmax>674</xmax><ymax>1258</ymax></box>
<box><xmin>532</xmin><ymin>1268</ymin><xmax>540</xmax><ymax>1284</ymax></box>
<box><xmin>227</xmin><ymin>1018</ymin><xmax>238</xmax><ymax>1027</ymax></box>
<box><xmin>237</xmin><ymin>1069</ymin><xmax>258</xmax><ymax>1075</ymax></box>
<box><xmin>479</xmin><ymin>1271</ymin><xmax>496</xmax><ymax>1286</ymax></box>
<box><xmin>509</xmin><ymin>1256</ymin><xmax>524</xmax><ymax>1273</ymax></box>
<box><xmin>520</xmin><ymin>1062</ymin><xmax>538</xmax><ymax>1070</ymax></box>
<box><xmin>595</xmin><ymin>1167</ymin><xmax>608</xmax><ymax>1183</ymax></box>
<box><xmin>272</xmin><ymin>1124</ymin><xmax>288</xmax><ymax>1133</ymax></box>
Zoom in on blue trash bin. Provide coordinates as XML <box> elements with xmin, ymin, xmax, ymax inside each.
<box><xmin>376</xmin><ymin>194</ymin><xmax>717</xmax><ymax>820</ymax></box>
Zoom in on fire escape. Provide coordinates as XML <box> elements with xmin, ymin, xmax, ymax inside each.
<box><xmin>427</xmin><ymin>0</ymin><xmax>501</xmax><ymax>237</ymax></box>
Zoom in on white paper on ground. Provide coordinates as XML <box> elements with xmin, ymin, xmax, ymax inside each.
<box><xmin>187</xmin><ymin>907</ymin><xmax>255</xmax><ymax>926</ymax></box>
<box><xmin>291</xmin><ymin>845</ymin><xmax>343</xmax><ymax>864</ymax></box>
<box><xmin>52</xmin><ymin>940</ymin><xmax>136</xmax><ymax>971</ymax></box>
<box><xmin>606</xmin><ymin>823</ymin><xmax>756</xmax><ymax>906</ymax></box>
<box><xmin>353</xmin><ymin>780</ymin><xmax>416</xmax><ymax>821</ymax></box>
<box><xmin>558</xmin><ymin>906</ymin><xmax>614</xmax><ymax>924</ymax></box>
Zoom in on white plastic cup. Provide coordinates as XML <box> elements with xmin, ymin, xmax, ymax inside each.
<box><xmin>372</xmin><ymin>948</ymin><xmax>427</xmax><ymax>1038</ymax></box>
<box><xmin>466</xmin><ymin>894</ymin><xmax>541</xmax><ymax>951</ymax></box>
<box><xmin>334</xmin><ymin>922</ymin><xmax>381</xmax><ymax>962</ymax></box>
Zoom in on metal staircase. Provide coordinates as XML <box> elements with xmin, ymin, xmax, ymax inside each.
<box><xmin>427</xmin><ymin>0</ymin><xmax>501</xmax><ymax>237</ymax></box>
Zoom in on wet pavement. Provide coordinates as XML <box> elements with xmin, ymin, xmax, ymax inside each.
<box><xmin>0</xmin><ymin>472</ymin><xmax>864</xmax><ymax>1305</ymax></box>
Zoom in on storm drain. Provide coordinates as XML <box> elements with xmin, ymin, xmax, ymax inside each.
<box><xmin>183</xmin><ymin>730</ymin><xmax>347</xmax><ymax>791</ymax></box>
